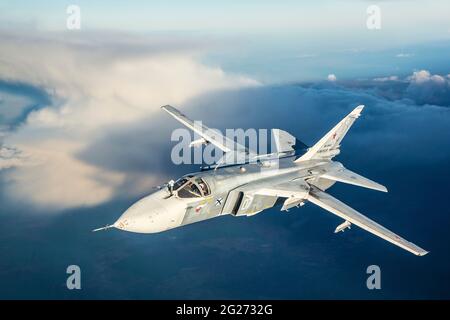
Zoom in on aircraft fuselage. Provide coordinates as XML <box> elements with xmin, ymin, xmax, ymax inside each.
<box><xmin>114</xmin><ymin>157</ymin><xmax>334</xmax><ymax>233</ymax></box>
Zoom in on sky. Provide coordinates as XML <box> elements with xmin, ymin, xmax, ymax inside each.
<box><xmin>0</xmin><ymin>1</ymin><xmax>449</xmax><ymax>299</ymax></box>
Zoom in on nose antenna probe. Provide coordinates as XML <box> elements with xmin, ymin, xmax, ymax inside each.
<box><xmin>92</xmin><ymin>224</ymin><xmax>114</xmax><ymax>232</ymax></box>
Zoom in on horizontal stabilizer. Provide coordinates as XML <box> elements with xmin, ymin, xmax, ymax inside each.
<box><xmin>272</xmin><ymin>129</ymin><xmax>307</xmax><ymax>153</ymax></box>
<box><xmin>307</xmin><ymin>187</ymin><xmax>428</xmax><ymax>256</ymax></box>
<box><xmin>322</xmin><ymin>163</ymin><xmax>387</xmax><ymax>192</ymax></box>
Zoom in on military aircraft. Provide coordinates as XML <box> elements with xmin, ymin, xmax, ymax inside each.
<box><xmin>94</xmin><ymin>104</ymin><xmax>428</xmax><ymax>256</ymax></box>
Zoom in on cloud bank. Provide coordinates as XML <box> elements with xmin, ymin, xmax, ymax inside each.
<box><xmin>406</xmin><ymin>70</ymin><xmax>450</xmax><ymax>106</ymax></box>
<box><xmin>0</xmin><ymin>31</ymin><xmax>259</xmax><ymax>210</ymax></box>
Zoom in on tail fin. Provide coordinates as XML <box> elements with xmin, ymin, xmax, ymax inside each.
<box><xmin>295</xmin><ymin>105</ymin><xmax>364</xmax><ymax>162</ymax></box>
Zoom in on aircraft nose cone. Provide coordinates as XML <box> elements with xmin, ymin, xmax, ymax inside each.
<box><xmin>114</xmin><ymin>191</ymin><xmax>185</xmax><ymax>233</ymax></box>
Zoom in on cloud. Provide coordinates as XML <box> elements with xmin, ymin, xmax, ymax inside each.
<box><xmin>406</xmin><ymin>70</ymin><xmax>450</xmax><ymax>106</ymax></box>
<box><xmin>0</xmin><ymin>145</ymin><xmax>25</xmax><ymax>170</ymax></box>
<box><xmin>327</xmin><ymin>74</ymin><xmax>337</xmax><ymax>81</ymax></box>
<box><xmin>395</xmin><ymin>53</ymin><xmax>414</xmax><ymax>58</ymax></box>
<box><xmin>0</xmin><ymin>31</ymin><xmax>259</xmax><ymax>210</ymax></box>
<box><xmin>366</xmin><ymin>70</ymin><xmax>450</xmax><ymax>107</ymax></box>
<box><xmin>408</xmin><ymin>70</ymin><xmax>446</xmax><ymax>84</ymax></box>
<box><xmin>0</xmin><ymin>28</ymin><xmax>448</xmax><ymax>213</ymax></box>
<box><xmin>373</xmin><ymin>76</ymin><xmax>399</xmax><ymax>82</ymax></box>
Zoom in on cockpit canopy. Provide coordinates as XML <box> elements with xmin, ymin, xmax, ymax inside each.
<box><xmin>173</xmin><ymin>176</ymin><xmax>211</xmax><ymax>198</ymax></box>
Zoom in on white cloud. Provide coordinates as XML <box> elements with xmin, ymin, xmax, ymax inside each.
<box><xmin>370</xmin><ymin>70</ymin><xmax>450</xmax><ymax>106</ymax></box>
<box><xmin>373</xmin><ymin>76</ymin><xmax>399</xmax><ymax>82</ymax></box>
<box><xmin>406</xmin><ymin>70</ymin><xmax>450</xmax><ymax>106</ymax></box>
<box><xmin>395</xmin><ymin>53</ymin><xmax>414</xmax><ymax>58</ymax></box>
<box><xmin>4</xmin><ymin>140</ymin><xmax>125</xmax><ymax>208</ymax></box>
<box><xmin>408</xmin><ymin>70</ymin><xmax>446</xmax><ymax>84</ymax></box>
<box><xmin>0</xmin><ymin>145</ymin><xmax>25</xmax><ymax>170</ymax></box>
<box><xmin>327</xmin><ymin>74</ymin><xmax>337</xmax><ymax>81</ymax></box>
<box><xmin>0</xmin><ymin>31</ymin><xmax>259</xmax><ymax>210</ymax></box>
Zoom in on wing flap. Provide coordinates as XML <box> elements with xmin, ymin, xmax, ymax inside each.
<box><xmin>321</xmin><ymin>163</ymin><xmax>388</xmax><ymax>192</ymax></box>
<box><xmin>253</xmin><ymin>179</ymin><xmax>310</xmax><ymax>198</ymax></box>
<box><xmin>307</xmin><ymin>187</ymin><xmax>428</xmax><ymax>256</ymax></box>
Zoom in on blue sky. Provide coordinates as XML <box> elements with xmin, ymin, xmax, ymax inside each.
<box><xmin>1</xmin><ymin>0</ymin><xmax>449</xmax><ymax>83</ymax></box>
<box><xmin>2</xmin><ymin>1</ymin><xmax>449</xmax><ymax>37</ymax></box>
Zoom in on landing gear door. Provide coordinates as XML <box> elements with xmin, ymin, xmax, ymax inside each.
<box><xmin>222</xmin><ymin>190</ymin><xmax>277</xmax><ymax>216</ymax></box>
<box><xmin>221</xmin><ymin>190</ymin><xmax>242</xmax><ymax>215</ymax></box>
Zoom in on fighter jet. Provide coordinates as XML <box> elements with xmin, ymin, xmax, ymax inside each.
<box><xmin>94</xmin><ymin>105</ymin><xmax>428</xmax><ymax>256</ymax></box>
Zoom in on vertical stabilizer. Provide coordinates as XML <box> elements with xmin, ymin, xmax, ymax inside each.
<box><xmin>295</xmin><ymin>105</ymin><xmax>364</xmax><ymax>162</ymax></box>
